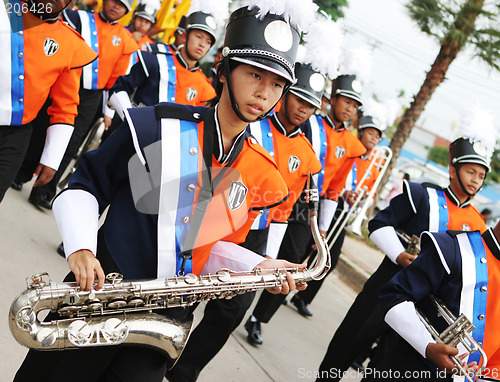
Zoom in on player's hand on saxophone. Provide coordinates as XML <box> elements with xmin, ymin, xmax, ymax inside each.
<box><xmin>256</xmin><ymin>259</ymin><xmax>307</xmax><ymax>295</ymax></box>
<box><xmin>67</xmin><ymin>249</ymin><xmax>106</xmax><ymax>291</ymax></box>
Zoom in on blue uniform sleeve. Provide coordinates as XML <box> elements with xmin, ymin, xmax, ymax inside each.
<box><xmin>109</xmin><ymin>53</ymin><xmax>153</xmax><ymax>98</ymax></box>
<box><xmin>379</xmin><ymin>232</ymin><xmax>459</xmax><ymax>316</ymax></box>
<box><xmin>62</xmin><ymin>9</ymin><xmax>82</xmax><ymax>34</ymax></box>
<box><xmin>368</xmin><ymin>181</ymin><xmax>426</xmax><ymax>234</ymax></box>
<box><xmin>66</xmin><ymin>121</ymin><xmax>136</xmax><ymax>214</ymax></box>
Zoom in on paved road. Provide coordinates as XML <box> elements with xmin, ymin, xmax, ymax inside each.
<box><xmin>0</xmin><ymin>182</ymin><xmax>384</xmax><ymax>382</ymax></box>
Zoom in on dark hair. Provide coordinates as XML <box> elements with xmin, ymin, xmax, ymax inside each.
<box><xmin>214</xmin><ymin>58</ymin><xmax>242</xmax><ymax>98</ymax></box>
<box><xmin>482</xmin><ymin>208</ymin><xmax>492</xmax><ymax>215</ymax></box>
<box><xmin>403</xmin><ymin>173</ymin><xmax>410</xmax><ymax>181</ymax></box>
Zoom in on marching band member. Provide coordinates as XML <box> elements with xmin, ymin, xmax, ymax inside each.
<box><xmin>243</xmin><ymin>13</ymin><xmax>353</xmax><ymax>346</ymax></box>
<box><xmin>315</xmin><ymin>104</ymin><xmax>493</xmax><ymax>381</ymax></box>
<box><xmin>127</xmin><ymin>0</ymin><xmax>159</xmax><ymax>50</ymax></box>
<box><xmin>290</xmin><ymin>98</ymin><xmax>398</xmax><ymax>317</ymax></box>
<box><xmin>108</xmin><ymin>0</ymin><xmax>224</xmax><ymax>116</ymax></box>
<box><xmin>14</xmin><ymin>1</ymin><xmax>316</xmax><ymax>381</ymax></box>
<box><xmin>20</xmin><ymin>0</ymin><xmax>138</xmax><ymax>209</ymax></box>
<box><xmin>377</xmin><ymin>222</ymin><xmax>500</xmax><ymax>380</ymax></box>
<box><xmin>0</xmin><ymin>0</ymin><xmax>97</xmax><ymax>202</ymax></box>
<box><xmin>168</xmin><ymin>56</ymin><xmax>324</xmax><ymax>381</ymax></box>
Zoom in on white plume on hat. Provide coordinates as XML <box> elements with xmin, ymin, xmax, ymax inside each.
<box><xmin>137</xmin><ymin>0</ymin><xmax>160</xmax><ymax>11</ymax></box>
<box><xmin>300</xmin><ymin>12</ymin><xmax>343</xmax><ymax>79</ymax></box>
<box><xmin>341</xmin><ymin>45</ymin><xmax>372</xmax><ymax>85</ymax></box>
<box><xmin>459</xmin><ymin>102</ymin><xmax>496</xmax><ymax>163</ymax></box>
<box><xmin>242</xmin><ymin>0</ymin><xmax>318</xmax><ymax>31</ymax></box>
<box><xmin>187</xmin><ymin>0</ymin><xmax>229</xmax><ymax>28</ymax></box>
<box><xmin>362</xmin><ymin>98</ymin><xmax>399</xmax><ymax>130</ymax></box>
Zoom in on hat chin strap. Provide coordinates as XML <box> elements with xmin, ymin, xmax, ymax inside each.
<box><xmin>223</xmin><ymin>57</ymin><xmax>289</xmax><ymax>123</ymax></box>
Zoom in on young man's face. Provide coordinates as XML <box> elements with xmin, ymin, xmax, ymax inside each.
<box><xmin>330</xmin><ymin>95</ymin><xmax>359</xmax><ymax>123</ymax></box>
<box><xmin>223</xmin><ymin>63</ymin><xmax>287</xmax><ymax>121</ymax></box>
<box><xmin>103</xmin><ymin>0</ymin><xmax>128</xmax><ymax>22</ymax></box>
<box><xmin>133</xmin><ymin>16</ymin><xmax>153</xmax><ymax>35</ymax></box>
<box><xmin>186</xmin><ymin>29</ymin><xmax>212</xmax><ymax>61</ymax></box>
<box><xmin>281</xmin><ymin>93</ymin><xmax>316</xmax><ymax>127</ymax></box>
<box><xmin>450</xmin><ymin>163</ymin><xmax>486</xmax><ymax>197</ymax></box>
<box><xmin>359</xmin><ymin>127</ymin><xmax>381</xmax><ymax>151</ymax></box>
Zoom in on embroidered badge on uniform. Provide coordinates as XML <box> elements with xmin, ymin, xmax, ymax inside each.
<box><xmin>335</xmin><ymin>146</ymin><xmax>346</xmax><ymax>159</ymax></box>
<box><xmin>227</xmin><ymin>181</ymin><xmax>248</xmax><ymax>211</ymax></box>
<box><xmin>43</xmin><ymin>38</ymin><xmax>59</xmax><ymax>56</ymax></box>
<box><xmin>186</xmin><ymin>88</ymin><xmax>198</xmax><ymax>101</ymax></box>
<box><xmin>112</xmin><ymin>35</ymin><xmax>122</xmax><ymax>46</ymax></box>
<box><xmin>463</xmin><ymin>224</ymin><xmax>470</xmax><ymax>231</ymax></box>
<box><xmin>288</xmin><ymin>155</ymin><xmax>301</xmax><ymax>173</ymax></box>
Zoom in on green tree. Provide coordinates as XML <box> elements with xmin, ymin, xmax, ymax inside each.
<box><xmin>487</xmin><ymin>148</ymin><xmax>500</xmax><ymax>184</ymax></box>
<box><xmin>380</xmin><ymin>0</ymin><xmax>500</xmax><ymax>191</ymax></box>
<box><xmin>314</xmin><ymin>0</ymin><xmax>349</xmax><ymax>20</ymax></box>
<box><xmin>427</xmin><ymin>145</ymin><xmax>449</xmax><ymax>166</ymax></box>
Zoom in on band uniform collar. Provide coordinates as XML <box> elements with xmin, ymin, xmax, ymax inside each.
<box><xmin>445</xmin><ymin>186</ymin><xmax>471</xmax><ymax>208</ymax></box>
<box><xmin>212</xmin><ymin>105</ymin><xmax>245</xmax><ymax>164</ymax></box>
<box><xmin>271</xmin><ymin>114</ymin><xmax>301</xmax><ymax>138</ymax></box>
<box><xmin>176</xmin><ymin>51</ymin><xmax>200</xmax><ymax>72</ymax></box>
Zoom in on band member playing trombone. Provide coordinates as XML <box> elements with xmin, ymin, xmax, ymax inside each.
<box><xmin>376</xmin><ymin>221</ymin><xmax>500</xmax><ymax>381</ymax></box>
<box><xmin>290</xmin><ymin>103</ymin><xmax>392</xmax><ymax>317</ymax></box>
<box><xmin>316</xmin><ymin>105</ymin><xmax>493</xmax><ymax>381</ymax></box>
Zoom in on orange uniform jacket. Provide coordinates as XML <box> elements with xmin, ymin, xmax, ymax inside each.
<box><xmin>63</xmin><ymin>9</ymin><xmax>138</xmax><ymax>90</ymax></box>
<box><xmin>1</xmin><ymin>3</ymin><xmax>97</xmax><ymax>126</ymax></box>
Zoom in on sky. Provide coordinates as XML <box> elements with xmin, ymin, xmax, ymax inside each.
<box><xmin>341</xmin><ymin>0</ymin><xmax>500</xmax><ymax>142</ymax></box>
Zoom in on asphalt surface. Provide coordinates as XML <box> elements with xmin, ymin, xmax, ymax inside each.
<box><xmin>0</xmin><ymin>181</ymin><xmax>385</xmax><ymax>382</ymax></box>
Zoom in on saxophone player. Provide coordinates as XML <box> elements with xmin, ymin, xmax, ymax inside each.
<box><xmin>13</xmin><ymin>1</ymin><xmax>319</xmax><ymax>381</ymax></box>
<box><xmin>316</xmin><ymin>105</ymin><xmax>493</xmax><ymax>381</ymax></box>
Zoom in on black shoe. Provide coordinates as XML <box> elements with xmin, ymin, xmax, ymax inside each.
<box><xmin>29</xmin><ymin>192</ymin><xmax>53</xmax><ymax>210</ymax></box>
<box><xmin>57</xmin><ymin>243</ymin><xmax>65</xmax><ymax>258</ymax></box>
<box><xmin>28</xmin><ymin>193</ymin><xmax>45</xmax><ymax>211</ymax></box>
<box><xmin>291</xmin><ymin>295</ymin><xmax>313</xmax><ymax>317</ymax></box>
<box><xmin>10</xmin><ymin>180</ymin><xmax>23</xmax><ymax>191</ymax></box>
<box><xmin>244</xmin><ymin>318</ymin><xmax>263</xmax><ymax>345</ymax></box>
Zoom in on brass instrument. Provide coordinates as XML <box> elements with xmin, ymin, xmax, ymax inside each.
<box><xmin>326</xmin><ymin>146</ymin><xmax>393</xmax><ymax>246</ymax></box>
<box><xmin>9</xmin><ymin>175</ymin><xmax>329</xmax><ymax>368</ymax></box>
<box><xmin>415</xmin><ymin>295</ymin><xmax>487</xmax><ymax>382</ymax></box>
<box><xmin>395</xmin><ymin>229</ymin><xmax>421</xmax><ymax>256</ymax></box>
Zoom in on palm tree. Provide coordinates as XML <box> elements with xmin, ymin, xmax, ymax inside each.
<box><xmin>381</xmin><ymin>0</ymin><xmax>500</xmax><ymax>189</ymax></box>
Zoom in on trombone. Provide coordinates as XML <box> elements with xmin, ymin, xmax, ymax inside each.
<box><xmin>325</xmin><ymin>146</ymin><xmax>393</xmax><ymax>248</ymax></box>
<box><xmin>415</xmin><ymin>295</ymin><xmax>487</xmax><ymax>382</ymax></box>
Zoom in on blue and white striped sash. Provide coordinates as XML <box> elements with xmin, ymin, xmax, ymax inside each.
<box><xmin>79</xmin><ymin>11</ymin><xmax>99</xmax><ymax>90</ymax></box>
<box><xmin>156</xmin><ymin>44</ymin><xmax>176</xmax><ymax>103</ymax></box>
<box><xmin>248</xmin><ymin>119</ymin><xmax>275</xmax><ymax>230</ymax></box>
<box><xmin>308</xmin><ymin>115</ymin><xmax>327</xmax><ymax>195</ymax></box>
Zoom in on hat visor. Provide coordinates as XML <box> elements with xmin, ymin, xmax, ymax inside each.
<box><xmin>335</xmin><ymin>90</ymin><xmax>362</xmax><ymax>106</ymax></box>
<box><xmin>230</xmin><ymin>56</ymin><xmax>295</xmax><ymax>84</ymax></box>
<box><xmin>289</xmin><ymin>88</ymin><xmax>321</xmax><ymax>109</ymax></box>
<box><xmin>118</xmin><ymin>0</ymin><xmax>131</xmax><ymax>11</ymax></box>
<box><xmin>453</xmin><ymin>156</ymin><xmax>490</xmax><ymax>172</ymax></box>
<box><xmin>188</xmin><ymin>24</ymin><xmax>216</xmax><ymax>44</ymax></box>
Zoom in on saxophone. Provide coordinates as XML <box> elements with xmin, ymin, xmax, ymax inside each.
<box><xmin>9</xmin><ymin>175</ymin><xmax>329</xmax><ymax>368</ymax></box>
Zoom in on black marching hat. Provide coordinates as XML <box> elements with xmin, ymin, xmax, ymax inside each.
<box><xmin>222</xmin><ymin>6</ymin><xmax>300</xmax><ymax>84</ymax></box>
<box><xmin>449</xmin><ymin>137</ymin><xmax>491</xmax><ymax>172</ymax></box>
<box><xmin>289</xmin><ymin>63</ymin><xmax>326</xmax><ymax>109</ymax></box>
<box><xmin>331</xmin><ymin>74</ymin><xmax>363</xmax><ymax>105</ymax></box>
<box><xmin>358</xmin><ymin>115</ymin><xmax>385</xmax><ymax>136</ymax></box>
<box><xmin>133</xmin><ymin>3</ymin><xmax>157</xmax><ymax>24</ymax></box>
<box><xmin>186</xmin><ymin>11</ymin><xmax>217</xmax><ymax>44</ymax></box>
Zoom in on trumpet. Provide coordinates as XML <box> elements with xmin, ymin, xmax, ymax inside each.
<box><xmin>395</xmin><ymin>229</ymin><xmax>421</xmax><ymax>256</ymax></box>
<box><xmin>326</xmin><ymin>146</ymin><xmax>393</xmax><ymax>247</ymax></box>
<box><xmin>415</xmin><ymin>295</ymin><xmax>487</xmax><ymax>382</ymax></box>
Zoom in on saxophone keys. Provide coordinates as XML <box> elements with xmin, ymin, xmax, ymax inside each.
<box><xmin>127</xmin><ymin>297</ymin><xmax>145</xmax><ymax>307</ymax></box>
<box><xmin>107</xmin><ymin>298</ymin><xmax>127</xmax><ymax>309</ymax></box>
